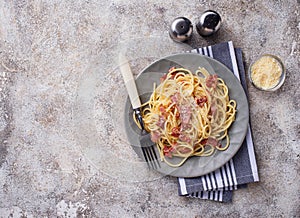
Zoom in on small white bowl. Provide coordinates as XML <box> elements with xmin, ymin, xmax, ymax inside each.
<box><xmin>249</xmin><ymin>54</ymin><xmax>286</xmax><ymax>91</ymax></box>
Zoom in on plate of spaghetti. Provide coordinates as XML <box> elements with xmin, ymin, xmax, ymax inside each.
<box><xmin>124</xmin><ymin>53</ymin><xmax>249</xmax><ymax>177</ymax></box>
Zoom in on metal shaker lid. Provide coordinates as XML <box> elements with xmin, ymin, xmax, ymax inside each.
<box><xmin>169</xmin><ymin>17</ymin><xmax>193</xmax><ymax>42</ymax></box>
<box><xmin>196</xmin><ymin>10</ymin><xmax>221</xmax><ymax>36</ymax></box>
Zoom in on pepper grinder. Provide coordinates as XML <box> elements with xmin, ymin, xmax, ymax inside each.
<box><xmin>169</xmin><ymin>17</ymin><xmax>193</xmax><ymax>42</ymax></box>
<box><xmin>196</xmin><ymin>10</ymin><xmax>221</xmax><ymax>36</ymax></box>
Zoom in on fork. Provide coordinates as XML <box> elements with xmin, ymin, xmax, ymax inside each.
<box><xmin>119</xmin><ymin>54</ymin><xmax>161</xmax><ymax>169</ymax></box>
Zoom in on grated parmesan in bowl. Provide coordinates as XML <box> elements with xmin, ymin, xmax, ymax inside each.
<box><xmin>249</xmin><ymin>54</ymin><xmax>286</xmax><ymax>91</ymax></box>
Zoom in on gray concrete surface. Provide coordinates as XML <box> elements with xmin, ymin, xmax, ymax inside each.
<box><xmin>0</xmin><ymin>0</ymin><xmax>299</xmax><ymax>217</ymax></box>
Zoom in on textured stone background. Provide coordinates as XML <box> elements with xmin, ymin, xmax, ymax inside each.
<box><xmin>0</xmin><ymin>0</ymin><xmax>299</xmax><ymax>217</ymax></box>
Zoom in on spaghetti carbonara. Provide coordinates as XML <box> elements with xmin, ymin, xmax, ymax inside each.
<box><xmin>136</xmin><ymin>67</ymin><xmax>236</xmax><ymax>167</ymax></box>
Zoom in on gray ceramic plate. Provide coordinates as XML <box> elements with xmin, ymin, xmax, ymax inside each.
<box><xmin>124</xmin><ymin>53</ymin><xmax>249</xmax><ymax>178</ymax></box>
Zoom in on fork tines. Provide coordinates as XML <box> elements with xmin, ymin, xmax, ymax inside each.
<box><xmin>141</xmin><ymin>146</ymin><xmax>161</xmax><ymax>169</ymax></box>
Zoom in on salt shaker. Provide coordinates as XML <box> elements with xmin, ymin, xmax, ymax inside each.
<box><xmin>169</xmin><ymin>17</ymin><xmax>193</xmax><ymax>42</ymax></box>
<box><xmin>196</xmin><ymin>10</ymin><xmax>221</xmax><ymax>36</ymax></box>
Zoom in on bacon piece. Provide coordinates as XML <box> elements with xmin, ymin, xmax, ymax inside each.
<box><xmin>160</xmin><ymin>68</ymin><xmax>178</xmax><ymax>82</ymax></box>
<box><xmin>171</xmin><ymin>127</ymin><xmax>180</xmax><ymax>137</ymax></box>
<box><xmin>209</xmin><ymin>102</ymin><xmax>217</xmax><ymax>116</ymax></box>
<box><xmin>159</xmin><ymin>105</ymin><xmax>166</xmax><ymax>113</ymax></box>
<box><xmin>200</xmin><ymin>139</ymin><xmax>208</xmax><ymax>145</ymax></box>
<box><xmin>175</xmin><ymin>110</ymin><xmax>180</xmax><ymax>119</ymax></box>
<box><xmin>170</xmin><ymin>92</ymin><xmax>180</xmax><ymax>104</ymax></box>
<box><xmin>150</xmin><ymin>131</ymin><xmax>160</xmax><ymax>143</ymax></box>
<box><xmin>160</xmin><ymin>74</ymin><xmax>167</xmax><ymax>82</ymax></box>
<box><xmin>179</xmin><ymin>134</ymin><xmax>191</xmax><ymax>143</ymax></box>
<box><xmin>177</xmin><ymin>147</ymin><xmax>191</xmax><ymax>154</ymax></box>
<box><xmin>206</xmin><ymin>74</ymin><xmax>218</xmax><ymax>89</ymax></box>
<box><xmin>156</xmin><ymin>115</ymin><xmax>165</xmax><ymax>128</ymax></box>
<box><xmin>195</xmin><ymin>96</ymin><xmax>207</xmax><ymax>107</ymax></box>
<box><xmin>180</xmin><ymin>123</ymin><xmax>192</xmax><ymax>131</ymax></box>
<box><xmin>163</xmin><ymin>146</ymin><xmax>174</xmax><ymax>158</ymax></box>
<box><xmin>168</xmin><ymin>67</ymin><xmax>176</xmax><ymax>72</ymax></box>
<box><xmin>179</xmin><ymin>104</ymin><xmax>191</xmax><ymax>125</ymax></box>
<box><xmin>159</xmin><ymin>105</ymin><xmax>169</xmax><ymax>118</ymax></box>
<box><xmin>200</xmin><ymin>137</ymin><xmax>220</xmax><ymax>147</ymax></box>
<box><xmin>207</xmin><ymin>137</ymin><xmax>218</xmax><ymax>147</ymax></box>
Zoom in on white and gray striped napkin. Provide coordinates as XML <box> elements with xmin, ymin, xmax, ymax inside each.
<box><xmin>177</xmin><ymin>41</ymin><xmax>259</xmax><ymax>202</ymax></box>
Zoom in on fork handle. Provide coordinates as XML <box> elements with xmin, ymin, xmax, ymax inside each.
<box><xmin>119</xmin><ymin>54</ymin><xmax>142</xmax><ymax>109</ymax></box>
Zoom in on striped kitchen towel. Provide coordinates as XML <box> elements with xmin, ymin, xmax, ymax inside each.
<box><xmin>177</xmin><ymin>41</ymin><xmax>259</xmax><ymax>202</ymax></box>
